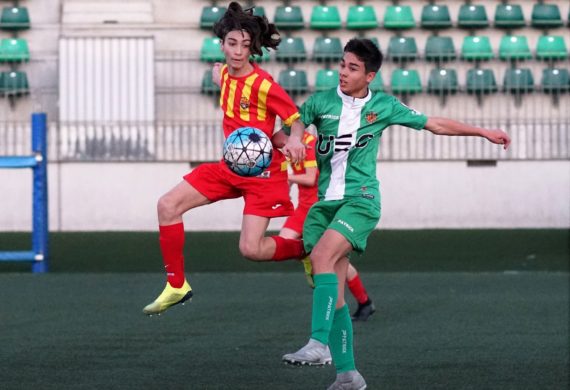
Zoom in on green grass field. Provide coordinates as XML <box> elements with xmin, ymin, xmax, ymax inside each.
<box><xmin>0</xmin><ymin>272</ymin><xmax>568</xmax><ymax>389</ymax></box>
<box><xmin>0</xmin><ymin>230</ymin><xmax>568</xmax><ymax>389</ymax></box>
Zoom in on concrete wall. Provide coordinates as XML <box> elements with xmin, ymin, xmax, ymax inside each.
<box><xmin>1</xmin><ymin>160</ymin><xmax>568</xmax><ymax>231</ymax></box>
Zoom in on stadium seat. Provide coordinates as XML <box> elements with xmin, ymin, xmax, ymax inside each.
<box><xmin>310</xmin><ymin>5</ymin><xmax>341</xmax><ymax>30</ymax></box>
<box><xmin>461</xmin><ymin>36</ymin><xmax>494</xmax><ymax>61</ymax></box>
<box><xmin>278</xmin><ymin>69</ymin><xmax>308</xmax><ymax>95</ymax></box>
<box><xmin>369</xmin><ymin>72</ymin><xmax>384</xmax><ymax>92</ymax></box>
<box><xmin>275</xmin><ymin>37</ymin><xmax>306</xmax><ymax>63</ymax></box>
<box><xmin>503</xmin><ymin>68</ymin><xmax>534</xmax><ymax>94</ymax></box>
<box><xmin>387</xmin><ymin>36</ymin><xmax>418</xmax><ymax>62</ymax></box>
<box><xmin>368</xmin><ymin>37</ymin><xmax>380</xmax><ymax>50</ymax></box>
<box><xmin>499</xmin><ymin>35</ymin><xmax>532</xmax><ymax>61</ymax></box>
<box><xmin>536</xmin><ymin>35</ymin><xmax>568</xmax><ymax>60</ymax></box>
<box><xmin>421</xmin><ymin>4</ymin><xmax>452</xmax><ymax>30</ymax></box>
<box><xmin>250</xmin><ymin>47</ymin><xmax>270</xmax><ymax>63</ymax></box>
<box><xmin>252</xmin><ymin>6</ymin><xmax>265</xmax><ymax>18</ymax></box>
<box><xmin>313</xmin><ymin>37</ymin><xmax>343</xmax><ymax>63</ymax></box>
<box><xmin>531</xmin><ymin>3</ymin><xmax>563</xmax><ymax>28</ymax></box>
<box><xmin>466</xmin><ymin>68</ymin><xmax>498</xmax><ymax>94</ymax></box>
<box><xmin>0</xmin><ymin>71</ymin><xmax>29</xmax><ymax>96</ymax></box>
<box><xmin>424</xmin><ymin>36</ymin><xmax>456</xmax><ymax>62</ymax></box>
<box><xmin>494</xmin><ymin>4</ymin><xmax>526</xmax><ymax>29</ymax></box>
<box><xmin>274</xmin><ymin>5</ymin><xmax>304</xmax><ymax>30</ymax></box>
<box><xmin>427</xmin><ymin>68</ymin><xmax>458</xmax><ymax>95</ymax></box>
<box><xmin>0</xmin><ymin>6</ymin><xmax>30</xmax><ymax>31</ymax></box>
<box><xmin>199</xmin><ymin>5</ymin><xmax>226</xmax><ymax>30</ymax></box>
<box><xmin>391</xmin><ymin>69</ymin><xmax>422</xmax><ymax>94</ymax></box>
<box><xmin>200</xmin><ymin>37</ymin><xmax>224</xmax><ymax>63</ymax></box>
<box><xmin>541</xmin><ymin>68</ymin><xmax>569</xmax><ymax>93</ymax></box>
<box><xmin>384</xmin><ymin>5</ymin><xmax>416</xmax><ymax>30</ymax></box>
<box><xmin>0</xmin><ymin>38</ymin><xmax>30</xmax><ymax>63</ymax></box>
<box><xmin>458</xmin><ymin>4</ymin><xmax>489</xmax><ymax>29</ymax></box>
<box><xmin>346</xmin><ymin>5</ymin><xmax>378</xmax><ymax>30</ymax></box>
<box><xmin>201</xmin><ymin>70</ymin><xmax>220</xmax><ymax>95</ymax></box>
<box><xmin>315</xmin><ymin>69</ymin><xmax>338</xmax><ymax>92</ymax></box>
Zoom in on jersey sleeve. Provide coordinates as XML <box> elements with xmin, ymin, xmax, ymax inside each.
<box><xmin>388</xmin><ymin>96</ymin><xmax>428</xmax><ymax>130</ymax></box>
<box><xmin>265</xmin><ymin>81</ymin><xmax>300</xmax><ymax>127</ymax></box>
<box><xmin>303</xmin><ymin>134</ymin><xmax>318</xmax><ymax>168</ymax></box>
<box><xmin>299</xmin><ymin>94</ymin><xmax>318</xmax><ymax>127</ymax></box>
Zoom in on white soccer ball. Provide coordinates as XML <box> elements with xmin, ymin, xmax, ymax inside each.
<box><xmin>223</xmin><ymin>127</ymin><xmax>273</xmax><ymax>177</ymax></box>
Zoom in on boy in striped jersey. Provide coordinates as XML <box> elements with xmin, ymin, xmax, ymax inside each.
<box><xmin>282</xmin><ymin>38</ymin><xmax>511</xmax><ymax>389</ymax></box>
<box><xmin>143</xmin><ymin>2</ymin><xmax>306</xmax><ymax>315</ymax></box>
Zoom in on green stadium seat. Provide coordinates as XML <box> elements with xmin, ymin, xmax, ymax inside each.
<box><xmin>315</xmin><ymin>69</ymin><xmax>338</xmax><ymax>92</ymax></box>
<box><xmin>494</xmin><ymin>4</ymin><xmax>526</xmax><ymax>29</ymax></box>
<box><xmin>201</xmin><ymin>70</ymin><xmax>220</xmax><ymax>95</ymax></box>
<box><xmin>536</xmin><ymin>35</ymin><xmax>568</xmax><ymax>60</ymax></box>
<box><xmin>369</xmin><ymin>71</ymin><xmax>384</xmax><ymax>92</ymax></box>
<box><xmin>200</xmin><ymin>37</ymin><xmax>224</xmax><ymax>63</ymax></box>
<box><xmin>313</xmin><ymin>37</ymin><xmax>343</xmax><ymax>63</ymax></box>
<box><xmin>503</xmin><ymin>68</ymin><xmax>534</xmax><ymax>94</ymax></box>
<box><xmin>541</xmin><ymin>68</ymin><xmax>569</xmax><ymax>93</ymax></box>
<box><xmin>461</xmin><ymin>36</ymin><xmax>494</xmax><ymax>61</ymax></box>
<box><xmin>0</xmin><ymin>38</ymin><xmax>30</xmax><ymax>63</ymax></box>
<box><xmin>0</xmin><ymin>6</ymin><xmax>30</xmax><ymax>31</ymax></box>
<box><xmin>252</xmin><ymin>6</ymin><xmax>265</xmax><ymax>18</ymax></box>
<box><xmin>274</xmin><ymin>5</ymin><xmax>304</xmax><ymax>30</ymax></box>
<box><xmin>424</xmin><ymin>36</ymin><xmax>456</xmax><ymax>62</ymax></box>
<box><xmin>368</xmin><ymin>37</ymin><xmax>380</xmax><ymax>50</ymax></box>
<box><xmin>310</xmin><ymin>5</ymin><xmax>341</xmax><ymax>30</ymax></box>
<box><xmin>458</xmin><ymin>4</ymin><xmax>489</xmax><ymax>29</ymax></box>
<box><xmin>384</xmin><ymin>5</ymin><xmax>416</xmax><ymax>30</ymax></box>
<box><xmin>421</xmin><ymin>4</ymin><xmax>452</xmax><ymax>30</ymax></box>
<box><xmin>499</xmin><ymin>35</ymin><xmax>532</xmax><ymax>61</ymax></box>
<box><xmin>250</xmin><ymin>47</ymin><xmax>270</xmax><ymax>63</ymax></box>
<box><xmin>276</xmin><ymin>37</ymin><xmax>306</xmax><ymax>63</ymax></box>
<box><xmin>531</xmin><ymin>3</ymin><xmax>563</xmax><ymax>28</ymax></box>
<box><xmin>0</xmin><ymin>71</ymin><xmax>29</xmax><ymax>96</ymax></box>
<box><xmin>391</xmin><ymin>69</ymin><xmax>422</xmax><ymax>94</ymax></box>
<box><xmin>199</xmin><ymin>6</ymin><xmax>226</xmax><ymax>30</ymax></box>
<box><xmin>427</xmin><ymin>68</ymin><xmax>458</xmax><ymax>95</ymax></box>
<box><xmin>346</xmin><ymin>5</ymin><xmax>378</xmax><ymax>30</ymax></box>
<box><xmin>387</xmin><ymin>36</ymin><xmax>418</xmax><ymax>62</ymax></box>
<box><xmin>278</xmin><ymin>69</ymin><xmax>308</xmax><ymax>95</ymax></box>
<box><xmin>466</xmin><ymin>68</ymin><xmax>498</xmax><ymax>94</ymax></box>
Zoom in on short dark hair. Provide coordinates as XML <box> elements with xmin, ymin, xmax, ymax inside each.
<box><xmin>343</xmin><ymin>38</ymin><xmax>383</xmax><ymax>74</ymax></box>
<box><xmin>213</xmin><ymin>2</ymin><xmax>281</xmax><ymax>56</ymax></box>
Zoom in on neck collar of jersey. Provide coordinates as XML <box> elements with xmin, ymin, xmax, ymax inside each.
<box><xmin>337</xmin><ymin>86</ymin><xmax>372</xmax><ymax>106</ymax></box>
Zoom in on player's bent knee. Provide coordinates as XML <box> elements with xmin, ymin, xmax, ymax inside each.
<box><xmin>157</xmin><ymin>194</ymin><xmax>179</xmax><ymax>221</ymax></box>
<box><xmin>239</xmin><ymin>242</ymin><xmax>264</xmax><ymax>261</ymax></box>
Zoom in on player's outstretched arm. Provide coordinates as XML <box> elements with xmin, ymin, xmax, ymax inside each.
<box><xmin>282</xmin><ymin>120</ymin><xmax>306</xmax><ymax>163</ymax></box>
<box><xmin>424</xmin><ymin>117</ymin><xmax>511</xmax><ymax>150</ymax></box>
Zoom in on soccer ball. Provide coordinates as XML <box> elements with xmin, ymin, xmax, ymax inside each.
<box><xmin>223</xmin><ymin>127</ymin><xmax>273</xmax><ymax>177</ymax></box>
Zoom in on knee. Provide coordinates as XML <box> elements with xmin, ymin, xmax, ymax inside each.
<box><xmin>239</xmin><ymin>241</ymin><xmax>263</xmax><ymax>261</ymax></box>
<box><xmin>157</xmin><ymin>194</ymin><xmax>178</xmax><ymax>221</ymax></box>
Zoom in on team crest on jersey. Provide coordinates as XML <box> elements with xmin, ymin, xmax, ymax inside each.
<box><xmin>365</xmin><ymin>111</ymin><xmax>377</xmax><ymax>124</ymax></box>
<box><xmin>240</xmin><ymin>97</ymin><xmax>250</xmax><ymax>110</ymax></box>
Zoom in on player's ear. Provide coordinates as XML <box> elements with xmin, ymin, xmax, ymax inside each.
<box><xmin>365</xmin><ymin>71</ymin><xmax>376</xmax><ymax>84</ymax></box>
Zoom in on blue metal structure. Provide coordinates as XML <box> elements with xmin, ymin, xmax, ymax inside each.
<box><xmin>0</xmin><ymin>112</ymin><xmax>48</xmax><ymax>272</ymax></box>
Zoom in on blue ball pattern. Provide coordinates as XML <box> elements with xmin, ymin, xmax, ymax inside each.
<box><xmin>223</xmin><ymin>127</ymin><xmax>273</xmax><ymax>177</ymax></box>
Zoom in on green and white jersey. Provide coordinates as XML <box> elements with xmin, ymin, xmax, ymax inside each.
<box><xmin>300</xmin><ymin>87</ymin><xmax>428</xmax><ymax>201</ymax></box>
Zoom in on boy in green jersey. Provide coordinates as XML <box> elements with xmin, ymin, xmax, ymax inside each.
<box><xmin>281</xmin><ymin>38</ymin><xmax>511</xmax><ymax>389</ymax></box>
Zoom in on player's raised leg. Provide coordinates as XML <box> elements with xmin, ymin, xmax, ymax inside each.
<box><xmin>347</xmin><ymin>264</ymin><xmax>375</xmax><ymax>321</ymax></box>
<box><xmin>143</xmin><ymin>181</ymin><xmax>210</xmax><ymax>315</ymax></box>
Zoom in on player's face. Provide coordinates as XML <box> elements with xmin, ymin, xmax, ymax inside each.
<box><xmin>338</xmin><ymin>52</ymin><xmax>376</xmax><ymax>98</ymax></box>
<box><xmin>221</xmin><ymin>30</ymin><xmax>253</xmax><ymax>75</ymax></box>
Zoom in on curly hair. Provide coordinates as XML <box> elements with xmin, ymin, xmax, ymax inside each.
<box><xmin>213</xmin><ymin>2</ymin><xmax>281</xmax><ymax>56</ymax></box>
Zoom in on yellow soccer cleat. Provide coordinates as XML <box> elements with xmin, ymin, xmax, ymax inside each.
<box><xmin>143</xmin><ymin>280</ymin><xmax>193</xmax><ymax>316</ymax></box>
<box><xmin>301</xmin><ymin>256</ymin><xmax>315</xmax><ymax>289</ymax></box>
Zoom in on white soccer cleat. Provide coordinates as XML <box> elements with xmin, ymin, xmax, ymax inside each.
<box><xmin>282</xmin><ymin>339</ymin><xmax>332</xmax><ymax>366</ymax></box>
<box><xmin>327</xmin><ymin>370</ymin><xmax>367</xmax><ymax>390</ymax></box>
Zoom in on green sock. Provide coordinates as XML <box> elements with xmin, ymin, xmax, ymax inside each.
<box><xmin>310</xmin><ymin>273</ymin><xmax>338</xmax><ymax>345</ymax></box>
<box><xmin>329</xmin><ymin>305</ymin><xmax>356</xmax><ymax>373</ymax></box>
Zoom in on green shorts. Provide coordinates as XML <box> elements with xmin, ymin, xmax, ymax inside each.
<box><xmin>303</xmin><ymin>197</ymin><xmax>381</xmax><ymax>254</ymax></box>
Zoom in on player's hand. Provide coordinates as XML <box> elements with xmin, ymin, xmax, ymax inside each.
<box><xmin>212</xmin><ymin>62</ymin><xmax>223</xmax><ymax>87</ymax></box>
<box><xmin>484</xmin><ymin>129</ymin><xmax>511</xmax><ymax>150</ymax></box>
<box><xmin>283</xmin><ymin>135</ymin><xmax>306</xmax><ymax>164</ymax></box>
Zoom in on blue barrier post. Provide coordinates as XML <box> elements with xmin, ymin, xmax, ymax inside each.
<box><xmin>0</xmin><ymin>112</ymin><xmax>49</xmax><ymax>273</ymax></box>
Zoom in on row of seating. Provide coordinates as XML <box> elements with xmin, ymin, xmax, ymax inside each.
<box><xmin>200</xmin><ymin>4</ymin><xmax>570</xmax><ymax>31</ymax></box>
<box><xmin>0</xmin><ymin>3</ymin><xmax>30</xmax><ymax>100</ymax></box>
<box><xmin>0</xmin><ymin>5</ymin><xmax>30</xmax><ymax>31</ymax></box>
<box><xmin>201</xmin><ymin>67</ymin><xmax>570</xmax><ymax>95</ymax></box>
<box><xmin>200</xmin><ymin>34</ymin><xmax>569</xmax><ymax>63</ymax></box>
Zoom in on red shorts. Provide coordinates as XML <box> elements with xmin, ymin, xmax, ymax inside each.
<box><xmin>282</xmin><ymin>202</ymin><xmax>313</xmax><ymax>235</ymax></box>
<box><xmin>184</xmin><ymin>162</ymin><xmax>294</xmax><ymax>218</ymax></box>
